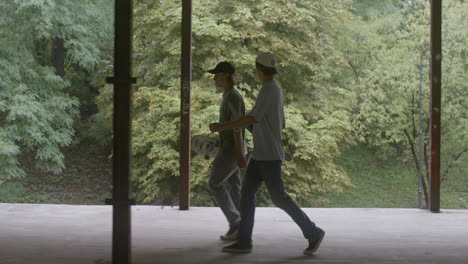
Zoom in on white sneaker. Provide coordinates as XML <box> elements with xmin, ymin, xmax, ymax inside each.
<box><xmin>220</xmin><ymin>227</ymin><xmax>239</xmax><ymax>241</ymax></box>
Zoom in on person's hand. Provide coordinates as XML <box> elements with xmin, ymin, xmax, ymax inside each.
<box><xmin>236</xmin><ymin>155</ymin><xmax>248</xmax><ymax>169</ymax></box>
<box><xmin>209</xmin><ymin>123</ymin><xmax>222</xmax><ymax>132</ymax></box>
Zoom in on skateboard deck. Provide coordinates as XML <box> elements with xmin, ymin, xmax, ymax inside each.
<box><xmin>191</xmin><ymin>135</ymin><xmax>220</xmax><ymax>158</ymax></box>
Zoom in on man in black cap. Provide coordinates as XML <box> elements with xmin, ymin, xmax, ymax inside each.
<box><xmin>207</xmin><ymin>61</ymin><xmax>247</xmax><ymax>241</ymax></box>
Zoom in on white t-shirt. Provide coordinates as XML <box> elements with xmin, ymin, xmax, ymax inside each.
<box><xmin>248</xmin><ymin>80</ymin><xmax>285</xmax><ymax>160</ymax></box>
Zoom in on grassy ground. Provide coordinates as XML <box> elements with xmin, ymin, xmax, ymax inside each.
<box><xmin>0</xmin><ymin>144</ymin><xmax>466</xmax><ymax>209</ymax></box>
<box><xmin>322</xmin><ymin>146</ymin><xmax>468</xmax><ymax>209</ymax></box>
<box><xmin>0</xmin><ymin>144</ymin><xmax>112</xmax><ymax>205</ymax></box>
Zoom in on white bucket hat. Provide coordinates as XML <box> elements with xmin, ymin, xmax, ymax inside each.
<box><xmin>256</xmin><ymin>52</ymin><xmax>277</xmax><ymax>68</ymax></box>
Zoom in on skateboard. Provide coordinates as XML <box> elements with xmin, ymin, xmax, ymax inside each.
<box><xmin>191</xmin><ymin>135</ymin><xmax>292</xmax><ymax>161</ymax></box>
<box><xmin>191</xmin><ymin>135</ymin><xmax>220</xmax><ymax>158</ymax></box>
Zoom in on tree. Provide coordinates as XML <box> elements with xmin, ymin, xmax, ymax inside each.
<box><xmin>341</xmin><ymin>0</ymin><xmax>467</xmax><ymax>207</ymax></box>
<box><xmin>0</xmin><ymin>0</ymin><xmax>113</xmax><ymax>181</ymax></box>
<box><xmin>95</xmin><ymin>0</ymin><xmax>356</xmax><ymax>205</ymax></box>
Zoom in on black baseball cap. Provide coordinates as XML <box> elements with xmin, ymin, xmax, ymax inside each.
<box><xmin>208</xmin><ymin>61</ymin><xmax>235</xmax><ymax>74</ymax></box>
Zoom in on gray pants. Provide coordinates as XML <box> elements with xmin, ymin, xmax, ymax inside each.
<box><xmin>209</xmin><ymin>151</ymin><xmax>241</xmax><ymax>227</ymax></box>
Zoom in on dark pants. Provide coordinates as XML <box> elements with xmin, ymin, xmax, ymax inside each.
<box><xmin>238</xmin><ymin>159</ymin><xmax>318</xmax><ymax>246</ymax></box>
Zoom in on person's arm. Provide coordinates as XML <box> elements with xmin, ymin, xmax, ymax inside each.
<box><xmin>209</xmin><ymin>115</ymin><xmax>256</xmax><ymax>133</ymax></box>
<box><xmin>210</xmin><ymin>86</ymin><xmax>266</xmax><ymax>133</ymax></box>
<box><xmin>282</xmin><ymin>112</ymin><xmax>285</xmax><ymax>130</ymax></box>
<box><xmin>281</xmin><ymin>94</ymin><xmax>286</xmax><ymax>130</ymax></box>
<box><xmin>232</xmin><ymin>115</ymin><xmax>247</xmax><ymax>168</ymax></box>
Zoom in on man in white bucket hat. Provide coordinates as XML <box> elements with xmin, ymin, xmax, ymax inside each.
<box><xmin>209</xmin><ymin>52</ymin><xmax>325</xmax><ymax>255</ymax></box>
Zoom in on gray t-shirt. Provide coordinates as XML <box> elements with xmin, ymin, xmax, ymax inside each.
<box><xmin>219</xmin><ymin>88</ymin><xmax>246</xmax><ymax>155</ymax></box>
<box><xmin>248</xmin><ymin>80</ymin><xmax>285</xmax><ymax>160</ymax></box>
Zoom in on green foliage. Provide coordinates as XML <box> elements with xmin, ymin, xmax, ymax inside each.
<box><xmin>1</xmin><ymin>0</ymin><xmax>465</xmax><ymax>208</ymax></box>
<box><xmin>352</xmin><ymin>0</ymin><xmax>401</xmax><ymax>19</ymax></box>
<box><xmin>339</xmin><ymin>0</ymin><xmax>467</xmax><ymax>206</ymax></box>
<box><xmin>0</xmin><ymin>182</ymin><xmax>29</xmax><ymax>203</ymax></box>
<box><xmin>439</xmin><ymin>0</ymin><xmax>468</xmax><ymax>183</ymax></box>
<box><xmin>93</xmin><ymin>0</ymin><xmax>357</xmax><ymax>204</ymax></box>
<box><xmin>0</xmin><ymin>0</ymin><xmax>112</xmax><ymax>181</ymax></box>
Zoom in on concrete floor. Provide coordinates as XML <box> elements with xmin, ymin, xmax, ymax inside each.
<box><xmin>0</xmin><ymin>204</ymin><xmax>467</xmax><ymax>264</ymax></box>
